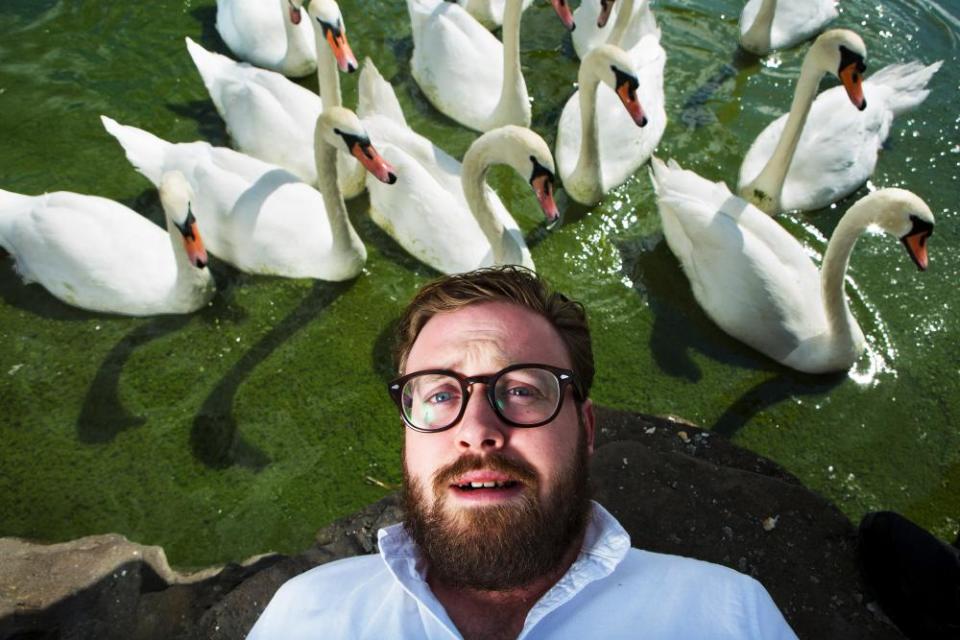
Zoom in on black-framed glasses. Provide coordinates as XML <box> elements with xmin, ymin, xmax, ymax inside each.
<box><xmin>387</xmin><ymin>363</ymin><xmax>583</xmax><ymax>433</ymax></box>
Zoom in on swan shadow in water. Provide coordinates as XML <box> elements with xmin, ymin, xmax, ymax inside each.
<box><xmin>188</xmin><ymin>5</ymin><xmax>230</xmax><ymax>54</ymax></box>
<box><xmin>166</xmin><ymin>100</ymin><xmax>231</xmax><ymax>149</ymax></box>
<box><xmin>618</xmin><ymin>233</ymin><xmax>776</xmax><ymax>382</ymax></box>
<box><xmin>710</xmin><ymin>370</ymin><xmax>844</xmax><ymax>438</ymax></box>
<box><xmin>680</xmin><ymin>48</ymin><xmax>756</xmax><ymax>128</ymax></box>
<box><xmin>191</xmin><ymin>277</ymin><xmax>357</xmax><ymax>471</ymax></box>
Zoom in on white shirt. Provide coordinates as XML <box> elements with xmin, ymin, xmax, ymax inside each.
<box><xmin>247</xmin><ymin>502</ymin><xmax>797</xmax><ymax>639</ymax></box>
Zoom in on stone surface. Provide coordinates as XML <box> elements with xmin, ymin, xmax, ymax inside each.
<box><xmin>0</xmin><ymin>407</ymin><xmax>904</xmax><ymax>639</ymax></box>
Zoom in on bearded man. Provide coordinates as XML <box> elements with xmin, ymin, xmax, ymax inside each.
<box><xmin>247</xmin><ymin>266</ymin><xmax>797</xmax><ymax>639</ymax></box>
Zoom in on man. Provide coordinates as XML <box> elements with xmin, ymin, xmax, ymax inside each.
<box><xmin>247</xmin><ymin>266</ymin><xmax>797</xmax><ymax>639</ymax></box>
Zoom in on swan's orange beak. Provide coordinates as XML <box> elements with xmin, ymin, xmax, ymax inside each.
<box><xmin>597</xmin><ymin>0</ymin><xmax>615</xmax><ymax>28</ymax></box>
<box><xmin>902</xmin><ymin>227</ymin><xmax>932</xmax><ymax>271</ymax></box>
<box><xmin>615</xmin><ymin>73</ymin><xmax>647</xmax><ymax>127</ymax></box>
<box><xmin>324</xmin><ymin>24</ymin><xmax>358</xmax><ymax>73</ymax></box>
<box><xmin>531</xmin><ymin>172</ymin><xmax>560</xmax><ymax>225</ymax></box>
<box><xmin>288</xmin><ymin>0</ymin><xmax>302</xmax><ymax>25</ymax></box>
<box><xmin>550</xmin><ymin>0</ymin><xmax>575</xmax><ymax>31</ymax></box>
<box><xmin>178</xmin><ymin>215</ymin><xmax>209</xmax><ymax>269</ymax></box>
<box><xmin>350</xmin><ymin>140</ymin><xmax>398</xmax><ymax>185</ymax></box>
<box><xmin>839</xmin><ymin>62</ymin><xmax>866</xmax><ymax>111</ymax></box>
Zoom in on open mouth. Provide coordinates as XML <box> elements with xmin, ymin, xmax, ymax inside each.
<box><xmin>454</xmin><ymin>480</ymin><xmax>521</xmax><ymax>491</ymax></box>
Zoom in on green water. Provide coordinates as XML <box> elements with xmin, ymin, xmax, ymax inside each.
<box><xmin>0</xmin><ymin>0</ymin><xmax>957</xmax><ymax>569</ymax></box>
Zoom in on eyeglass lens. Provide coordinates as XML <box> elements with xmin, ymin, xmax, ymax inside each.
<box><xmin>400</xmin><ymin>367</ymin><xmax>562</xmax><ymax>431</ymax></box>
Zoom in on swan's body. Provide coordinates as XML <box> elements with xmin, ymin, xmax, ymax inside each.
<box><xmin>461</xmin><ymin>0</ymin><xmax>532</xmax><ymax>29</ymax></box>
<box><xmin>101</xmin><ymin>108</ymin><xmax>396</xmax><ymax>281</ymax></box>
<box><xmin>572</xmin><ymin>0</ymin><xmax>659</xmax><ymax>59</ymax></box>
<box><xmin>557</xmin><ymin>41</ymin><xmax>662</xmax><ymax>205</ymax></box>
<box><xmin>188</xmin><ymin>0</ymin><xmax>365</xmax><ymax>197</ymax></box>
<box><xmin>736</xmin><ymin>29</ymin><xmax>870</xmax><ymax>215</ymax></box>
<box><xmin>0</xmin><ymin>173</ymin><xmax>214</xmax><ymax>315</ymax></box>
<box><xmin>407</xmin><ymin>0</ymin><xmax>531</xmax><ymax>132</ymax></box>
<box><xmin>739</xmin><ymin>0</ymin><xmax>838</xmax><ymax>56</ymax></box>
<box><xmin>651</xmin><ymin>158</ymin><xmax>934</xmax><ymax>374</ymax></box>
<box><xmin>357</xmin><ymin>59</ymin><xmax>559</xmax><ymax>274</ymax></box>
<box><xmin>739</xmin><ymin>60</ymin><xmax>942</xmax><ymax>213</ymax></box>
<box><xmin>215</xmin><ymin>0</ymin><xmax>316</xmax><ymax>77</ymax></box>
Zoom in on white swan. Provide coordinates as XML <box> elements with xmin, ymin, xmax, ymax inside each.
<box><xmin>0</xmin><ymin>172</ymin><xmax>215</xmax><ymax>316</ymax></box>
<box><xmin>650</xmin><ymin>157</ymin><xmax>935</xmax><ymax>374</ymax></box>
<box><xmin>100</xmin><ymin>107</ymin><xmax>396</xmax><ymax>281</ymax></box>
<box><xmin>556</xmin><ymin>42</ymin><xmax>662</xmax><ymax>205</ymax></box>
<box><xmin>215</xmin><ymin>0</ymin><xmax>317</xmax><ymax>77</ymax></box>
<box><xmin>737</xmin><ymin>29</ymin><xmax>871</xmax><ymax>215</ymax></box>
<box><xmin>188</xmin><ymin>0</ymin><xmax>365</xmax><ymax>197</ymax></box>
<box><xmin>739</xmin><ymin>0</ymin><xmax>838</xmax><ymax>56</ymax></box>
<box><xmin>572</xmin><ymin>0</ymin><xmax>659</xmax><ymax>59</ymax></box>
<box><xmin>357</xmin><ymin>59</ymin><xmax>559</xmax><ymax>274</ymax></box>
<box><xmin>407</xmin><ymin>0</ymin><xmax>570</xmax><ymax>133</ymax></box>
<box><xmin>739</xmin><ymin>59</ymin><xmax>942</xmax><ymax>214</ymax></box>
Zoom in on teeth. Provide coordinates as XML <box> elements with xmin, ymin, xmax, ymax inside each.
<box><xmin>464</xmin><ymin>481</ymin><xmax>511</xmax><ymax>489</ymax></box>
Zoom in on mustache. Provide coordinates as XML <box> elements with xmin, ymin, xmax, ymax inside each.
<box><xmin>432</xmin><ymin>453</ymin><xmax>538</xmax><ymax>492</ymax></box>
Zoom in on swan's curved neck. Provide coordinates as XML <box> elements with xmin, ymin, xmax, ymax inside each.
<box><xmin>461</xmin><ymin>137</ymin><xmax>510</xmax><ymax>263</ymax></box>
<box><xmin>314</xmin><ymin>134</ymin><xmax>359</xmax><ymax>249</ymax></box>
<box><xmin>741</xmin><ymin>0</ymin><xmax>776</xmax><ymax>54</ymax></box>
<box><xmin>609</xmin><ymin>0</ymin><xmax>636</xmax><ymax>48</ymax></box>
<box><xmin>281</xmin><ymin>0</ymin><xmax>314</xmax><ymax>67</ymax></box>
<box><xmin>820</xmin><ymin>200</ymin><xmax>875</xmax><ymax>344</ymax></box>
<box><xmin>742</xmin><ymin>52</ymin><xmax>824</xmax><ymax>213</ymax></box>
<box><xmin>314</xmin><ymin>23</ymin><xmax>342</xmax><ymax>106</ymax></box>
<box><xmin>491</xmin><ymin>0</ymin><xmax>530</xmax><ymax>127</ymax></box>
<box><xmin>569</xmin><ymin>64</ymin><xmax>603</xmax><ymax>202</ymax></box>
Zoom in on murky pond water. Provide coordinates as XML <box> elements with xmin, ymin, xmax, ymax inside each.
<box><xmin>1</xmin><ymin>0</ymin><xmax>957</xmax><ymax>568</ymax></box>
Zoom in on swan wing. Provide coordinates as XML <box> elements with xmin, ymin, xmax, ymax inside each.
<box><xmin>651</xmin><ymin>159</ymin><xmax>827</xmax><ymax>363</ymax></box>
<box><xmin>409</xmin><ymin>0</ymin><xmax>502</xmax><ymax>130</ymax></box>
<box><xmin>572</xmin><ymin>0</ymin><xmax>658</xmax><ymax>58</ymax></box>
<box><xmin>739</xmin><ymin>0</ymin><xmax>837</xmax><ymax>52</ymax></box>
<box><xmin>186</xmin><ymin>38</ymin><xmax>321</xmax><ymax>183</ymax></box>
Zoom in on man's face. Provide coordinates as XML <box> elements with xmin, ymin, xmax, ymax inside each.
<box><xmin>401</xmin><ymin>301</ymin><xmax>595</xmax><ymax>590</ymax></box>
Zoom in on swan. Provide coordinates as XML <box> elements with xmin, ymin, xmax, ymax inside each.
<box><xmin>407</xmin><ymin>0</ymin><xmax>571</xmax><ymax>133</ymax></box>
<box><xmin>737</xmin><ymin>29</ymin><xmax>871</xmax><ymax>215</ymax></box>
<box><xmin>739</xmin><ymin>58</ymin><xmax>942</xmax><ymax>214</ymax></box>
<box><xmin>188</xmin><ymin>0</ymin><xmax>366</xmax><ymax>197</ymax></box>
<box><xmin>215</xmin><ymin>0</ymin><xmax>317</xmax><ymax>77</ymax></box>
<box><xmin>650</xmin><ymin>157</ymin><xmax>934</xmax><ymax>374</ymax></box>
<box><xmin>572</xmin><ymin>0</ymin><xmax>659</xmax><ymax>59</ymax></box>
<box><xmin>556</xmin><ymin>43</ymin><xmax>661</xmax><ymax>205</ymax></box>
<box><xmin>0</xmin><ymin>172</ymin><xmax>215</xmax><ymax>316</ymax></box>
<box><xmin>357</xmin><ymin>59</ymin><xmax>559</xmax><ymax>274</ymax></box>
<box><xmin>100</xmin><ymin>107</ymin><xmax>396</xmax><ymax>281</ymax></box>
<box><xmin>739</xmin><ymin>0</ymin><xmax>838</xmax><ymax>56</ymax></box>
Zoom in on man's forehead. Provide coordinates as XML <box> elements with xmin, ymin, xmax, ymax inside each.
<box><xmin>405</xmin><ymin>301</ymin><xmax>570</xmax><ymax>372</ymax></box>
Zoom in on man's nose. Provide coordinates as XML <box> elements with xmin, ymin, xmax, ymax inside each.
<box><xmin>454</xmin><ymin>386</ymin><xmax>507</xmax><ymax>452</ymax></box>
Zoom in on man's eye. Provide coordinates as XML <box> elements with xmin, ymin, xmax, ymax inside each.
<box><xmin>428</xmin><ymin>391</ymin><xmax>456</xmax><ymax>404</ymax></box>
<box><xmin>507</xmin><ymin>386</ymin><xmax>539</xmax><ymax>398</ymax></box>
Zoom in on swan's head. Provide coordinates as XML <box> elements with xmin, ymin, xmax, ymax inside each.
<box><xmin>597</xmin><ymin>0</ymin><xmax>615</xmax><ymax>28</ymax></box>
<box><xmin>489</xmin><ymin>125</ymin><xmax>560</xmax><ymax>224</ymax></box>
<box><xmin>550</xmin><ymin>0</ymin><xmax>576</xmax><ymax>31</ymax></box>
<box><xmin>308</xmin><ymin>0</ymin><xmax>358</xmax><ymax>73</ymax></box>
<box><xmin>318</xmin><ymin>106</ymin><xmax>398</xmax><ymax>185</ymax></box>
<box><xmin>582</xmin><ymin>44</ymin><xmax>647</xmax><ymax>127</ymax></box>
<box><xmin>863</xmin><ymin>188</ymin><xmax>935</xmax><ymax>271</ymax></box>
<box><xmin>160</xmin><ymin>171</ymin><xmax>209</xmax><ymax>270</ymax></box>
<box><xmin>287</xmin><ymin>0</ymin><xmax>305</xmax><ymax>26</ymax></box>
<box><xmin>809</xmin><ymin>29</ymin><xmax>868</xmax><ymax>111</ymax></box>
